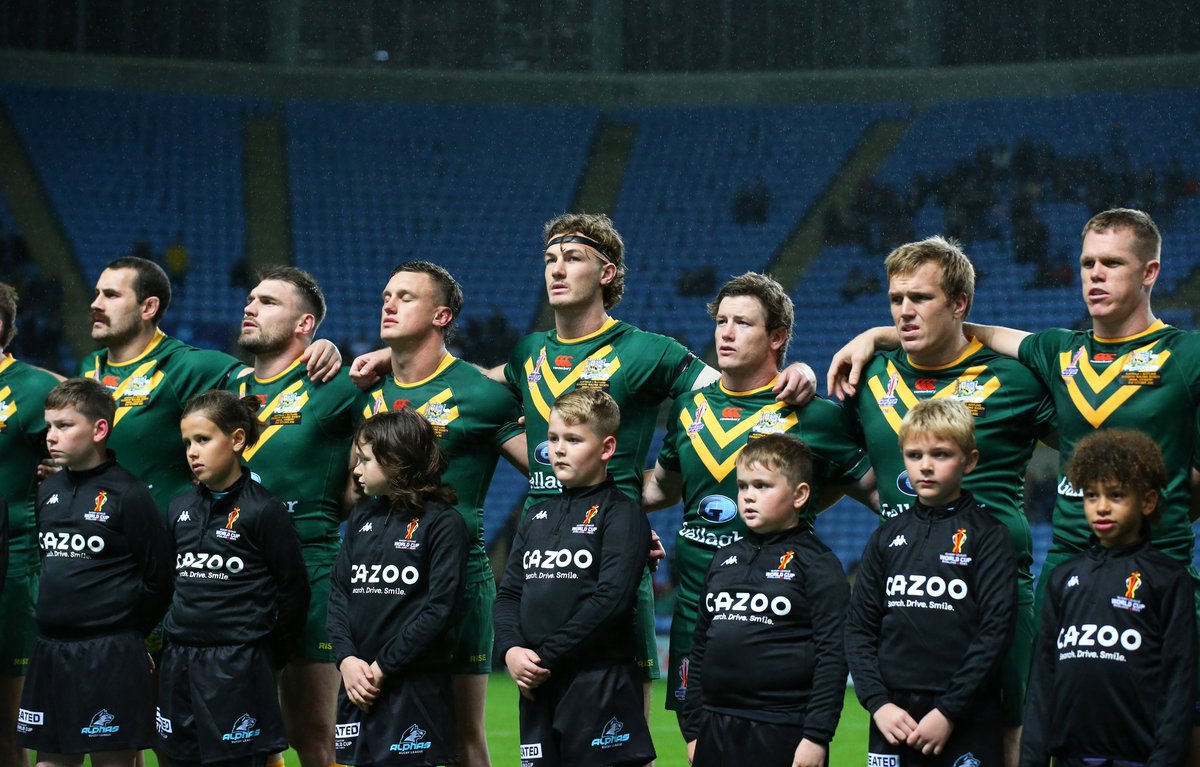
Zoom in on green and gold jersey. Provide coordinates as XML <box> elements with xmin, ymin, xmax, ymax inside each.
<box><xmin>658</xmin><ymin>378</ymin><xmax>869</xmax><ymax>601</ymax></box>
<box><xmin>364</xmin><ymin>355</ymin><xmax>523</xmax><ymax>581</ymax></box>
<box><xmin>0</xmin><ymin>354</ymin><xmax>59</xmax><ymax>575</ymax></box>
<box><xmin>1019</xmin><ymin>321</ymin><xmax>1200</xmax><ymax>562</ymax></box>
<box><xmin>82</xmin><ymin>330</ymin><xmax>241</xmax><ymax>514</ymax></box>
<box><xmin>505</xmin><ymin>318</ymin><xmax>705</xmax><ymax>508</ymax></box>
<box><xmin>850</xmin><ymin>338</ymin><xmax>1055</xmax><ymax>573</ymax></box>
<box><xmin>233</xmin><ymin>360</ymin><xmax>367</xmax><ymax>565</ymax></box>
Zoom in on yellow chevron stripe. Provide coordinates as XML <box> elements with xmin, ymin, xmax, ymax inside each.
<box><xmin>688</xmin><ymin>410</ymin><xmax>800</xmax><ymax>482</ymax></box>
<box><xmin>867</xmin><ymin>375</ymin><xmax>906</xmax><ymax>434</ymax></box>
<box><xmin>0</xmin><ymin>385</ymin><xmax>14</xmax><ymax>422</ymax></box>
<box><xmin>242</xmin><ymin>381</ymin><xmax>308</xmax><ymax>461</ymax></box>
<box><xmin>680</xmin><ymin>393</ymin><xmax>790</xmax><ymax>450</ymax></box>
<box><xmin>525</xmin><ymin>345</ymin><xmax>619</xmax><ymax>420</ymax></box>
<box><xmin>1058</xmin><ymin>345</ymin><xmax>1170</xmax><ymax>429</ymax></box>
<box><xmin>417</xmin><ymin>388</ymin><xmax>460</xmax><ymax>426</ymax></box>
<box><xmin>111</xmin><ymin>361</ymin><xmax>163</xmax><ymax>426</ymax></box>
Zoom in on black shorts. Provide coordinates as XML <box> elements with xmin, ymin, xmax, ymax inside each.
<box><xmin>334</xmin><ymin>669</ymin><xmax>457</xmax><ymax>767</ymax></box>
<box><xmin>692</xmin><ymin>710</ymin><xmax>812</xmax><ymax>767</ymax></box>
<box><xmin>866</xmin><ymin>691</ymin><xmax>1002</xmax><ymax>767</ymax></box>
<box><xmin>157</xmin><ymin>642</ymin><xmax>287</xmax><ymax>765</ymax></box>
<box><xmin>518</xmin><ymin>663</ymin><xmax>655</xmax><ymax>767</ymax></box>
<box><xmin>18</xmin><ymin>631</ymin><xmax>157</xmax><ymax>754</ymax></box>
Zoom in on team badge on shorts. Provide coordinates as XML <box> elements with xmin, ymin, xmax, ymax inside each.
<box><xmin>953</xmin><ymin>753</ymin><xmax>981</xmax><ymax>767</ymax></box>
<box><xmin>591</xmin><ymin>717</ymin><xmax>630</xmax><ymax>749</ymax></box>
<box><xmin>389</xmin><ymin>724</ymin><xmax>432</xmax><ymax>754</ymax></box>
<box><xmin>223</xmin><ymin>713</ymin><xmax>261</xmax><ymax>742</ymax></box>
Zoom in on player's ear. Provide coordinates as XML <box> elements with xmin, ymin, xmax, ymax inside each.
<box><xmin>230</xmin><ymin>427</ymin><xmax>247</xmax><ymax>453</ymax></box>
<box><xmin>600</xmin><ymin>434</ymin><xmax>617</xmax><ymax>461</ymax></box>
<box><xmin>791</xmin><ymin>481</ymin><xmax>811</xmax><ymax>510</ymax></box>
<box><xmin>140</xmin><ymin>296</ymin><xmax>160</xmax><ymax>323</ymax></box>
<box><xmin>295</xmin><ymin>313</ymin><xmax>317</xmax><ymax>337</ymax></box>
<box><xmin>599</xmin><ymin>261</ymin><xmax>617</xmax><ymax>287</ymax></box>
<box><xmin>92</xmin><ymin>418</ymin><xmax>111</xmax><ymax>443</ymax></box>
<box><xmin>963</xmin><ymin>448</ymin><xmax>980</xmax><ymax>475</ymax></box>
<box><xmin>950</xmin><ymin>291</ymin><xmax>969</xmax><ymax>320</ymax></box>
<box><xmin>431</xmin><ymin>305</ymin><xmax>453</xmax><ymax>331</ymax></box>
<box><xmin>1140</xmin><ymin>488</ymin><xmax>1159</xmax><ymax>518</ymax></box>
<box><xmin>1141</xmin><ymin>258</ymin><xmax>1160</xmax><ymax>288</ymax></box>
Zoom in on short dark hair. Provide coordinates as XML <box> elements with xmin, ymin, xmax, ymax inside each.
<box><xmin>392</xmin><ymin>261</ymin><xmax>465</xmax><ymax>337</ymax></box>
<box><xmin>1082</xmin><ymin>208</ymin><xmax>1162</xmax><ymax>264</ymax></box>
<box><xmin>0</xmin><ymin>282</ymin><xmax>17</xmax><ymax>349</ymax></box>
<box><xmin>182</xmin><ymin>390</ymin><xmax>263</xmax><ymax>448</ymax></box>
<box><xmin>256</xmin><ymin>265</ymin><xmax>327</xmax><ymax>330</ymax></box>
<box><xmin>45</xmin><ymin>377</ymin><xmax>116</xmax><ymax>426</ymax></box>
<box><xmin>105</xmin><ymin>257</ymin><xmax>172</xmax><ymax>323</ymax></box>
<box><xmin>543</xmin><ymin>213</ymin><xmax>627</xmax><ymax>310</ymax></box>
<box><xmin>707</xmin><ymin>272</ymin><xmax>795</xmax><ymax>366</ymax></box>
<box><xmin>1068</xmin><ymin>429</ymin><xmax>1167</xmax><ymax>525</ymax></box>
<box><xmin>737</xmin><ymin>433</ymin><xmax>814</xmax><ymax>490</ymax></box>
<box><xmin>355</xmin><ymin>410</ymin><xmax>456</xmax><ymax>511</ymax></box>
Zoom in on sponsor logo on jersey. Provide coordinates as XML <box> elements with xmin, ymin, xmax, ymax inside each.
<box><xmin>680</xmin><ymin>524</ymin><xmax>743</xmax><ymax>549</ymax></box>
<box><xmin>222</xmin><ymin>714</ymin><xmax>261</xmax><ymax>742</ymax></box>
<box><xmin>591</xmin><ymin>717</ymin><xmax>630</xmax><ymax>748</ymax></box>
<box><xmin>877</xmin><ymin>374</ymin><xmax>900</xmax><ymax>408</ymax></box>
<box><xmin>939</xmin><ymin>528</ymin><xmax>972</xmax><ymax>566</ymax></box>
<box><xmin>523</xmin><ymin>548</ymin><xmax>594</xmax><ymax>572</ymax></box>
<box><xmin>81</xmin><ymin>709</ymin><xmax>120</xmax><ymax>737</ymax></box>
<box><xmin>697</xmin><ymin>494</ymin><xmax>737</xmax><ymax>524</ymax></box>
<box><xmin>1067</xmin><ymin>575</ymin><xmax>1080</xmax><ymax>588</ymax></box>
<box><xmin>553</xmin><ymin>354</ymin><xmax>573</xmax><ymax>368</ymax></box>
<box><xmin>532</xmin><ymin>510</ymin><xmax>549</xmax><ymax>521</ymax></box>
<box><xmin>16</xmin><ymin>708</ymin><xmax>42</xmax><ymax>734</ymax></box>
<box><xmin>1056</xmin><ymin>623</ymin><xmax>1142</xmax><ymax>654</ymax></box>
<box><xmin>953</xmin><ymin>753</ymin><xmax>981</xmax><ymax>767</ymax></box>
<box><xmin>534</xmin><ymin>441</ymin><xmax>552</xmax><ymax>465</ymax></box>
<box><xmin>868</xmin><ymin>754</ymin><xmax>900</xmax><ymax>767</ymax></box>
<box><xmin>101</xmin><ymin>375</ymin><xmax>121</xmax><ymax>388</ymax></box>
<box><xmin>706</xmin><ymin>590</ymin><xmax>793</xmax><ymax>617</ymax></box>
<box><xmin>155</xmin><ymin>708</ymin><xmax>172</xmax><ymax>736</ymax></box>
<box><xmin>177</xmin><ymin>551</ymin><xmax>246</xmax><ymax>578</ymax></box>
<box><xmin>391</xmin><ymin>398</ymin><xmax>410</xmax><ymax>411</ymax></box>
<box><xmin>359</xmin><ymin>521</ymin><xmax>373</xmax><ymax>532</ymax></box>
<box><xmin>1057</xmin><ymin>476</ymin><xmax>1082</xmax><ymax>497</ymax></box>
<box><xmin>215</xmin><ymin>507</ymin><xmax>241</xmax><ymax>541</ymax></box>
<box><xmin>46</xmin><ymin>493</ymin><xmax>59</xmax><ymax>505</ymax></box>
<box><xmin>1062</xmin><ymin>347</ymin><xmax>1086</xmax><ymax>378</ymax></box>
<box><xmin>41</xmin><ymin>531</ymin><xmax>106</xmax><ymax>555</ymax></box>
<box><xmin>914</xmin><ymin>378</ymin><xmax>937</xmax><ymax>392</ymax></box>
<box><xmin>395</xmin><ymin>517</ymin><xmax>421</xmax><ymax>549</ymax></box>
<box><xmin>721</xmin><ymin>555</ymin><xmax>738</xmax><ymax>566</ymax></box>
<box><xmin>520</xmin><ymin>743</ymin><xmax>543</xmax><ymax>759</ymax></box>
<box><xmin>885</xmin><ymin>574</ymin><xmax>968</xmax><ymax>601</ymax></box>
<box><xmin>527</xmin><ymin>350</ymin><xmax>546</xmax><ymax>383</ymax></box>
<box><xmin>1111</xmin><ymin>570</ymin><xmax>1146</xmax><ymax>612</ymax></box>
<box><xmin>896</xmin><ymin>471</ymin><xmax>917</xmax><ymax>497</ymax></box>
<box><xmin>390</xmin><ymin>724</ymin><xmax>432</xmax><ymax>753</ymax></box>
<box><xmin>1092</xmin><ymin>352</ymin><xmax>1116</xmax><ymax>363</ymax></box>
<box><xmin>686</xmin><ymin>402</ymin><xmax>707</xmax><ymax>435</ymax></box>
<box><xmin>84</xmin><ymin>491</ymin><xmax>110</xmax><ymax>522</ymax></box>
<box><xmin>766</xmin><ymin>550</ymin><xmax>796</xmax><ymax>580</ymax></box>
<box><xmin>888</xmin><ymin>535</ymin><xmax>908</xmax><ymax>548</ymax></box>
<box><xmin>572</xmin><ymin>505</ymin><xmax>600</xmax><ymax>534</ymax></box>
<box><xmin>720</xmin><ymin>406</ymin><xmax>742</xmax><ymax>420</ymax></box>
<box><xmin>674</xmin><ymin>657</ymin><xmax>689</xmax><ymax>700</ymax></box>
<box><xmin>178</xmin><ymin>510</ymin><xmax>192</xmax><ymax>522</ymax></box>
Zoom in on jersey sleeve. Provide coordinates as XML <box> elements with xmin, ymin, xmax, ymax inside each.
<box><xmin>634</xmin><ymin>332</ymin><xmax>704</xmax><ymax>404</ymax></box>
<box><xmin>503</xmin><ymin>337</ymin><xmax>537</xmax><ymax>402</ymax></box>
<box><xmin>802</xmin><ymin>398</ymin><xmax>871</xmax><ymax>486</ymax></box>
<box><xmin>656</xmin><ymin>399</ymin><xmax>686</xmax><ymax>472</ymax></box>
<box><xmin>1019</xmin><ymin>570</ymin><xmax>1061</xmax><ymax>767</ymax></box>
<box><xmin>121</xmin><ymin>479</ymin><xmax>174</xmax><ymax>634</ymax></box>
<box><xmin>257</xmin><ymin>498</ymin><xmax>312</xmax><ymax>666</ymax></box>
<box><xmin>843</xmin><ymin>526</ymin><xmax>891</xmax><ymax>714</ymax></box>
<box><xmin>472</xmin><ymin>375</ymin><xmax>525</xmax><ymax>449</ymax></box>
<box><xmin>375</xmin><ymin>510</ymin><xmax>469</xmax><ymax>675</ymax></box>
<box><xmin>1148</xmin><ymin>565</ymin><xmax>1198</xmax><ymax>767</ymax></box>
<box><xmin>315</xmin><ymin>371</ymin><xmax>370</xmax><ymax>437</ymax></box>
<box><xmin>326</xmin><ymin>527</ymin><xmax>357</xmax><ymax>666</ymax></box>
<box><xmin>803</xmin><ymin>548</ymin><xmax>851</xmax><ymax>746</ymax></box>
<box><xmin>933</xmin><ymin>522</ymin><xmax>1017</xmax><ymax>722</ymax></box>
<box><xmin>1017</xmin><ymin>328</ymin><xmax>1076</xmax><ymax>387</ymax></box>
<box><xmin>493</xmin><ymin>514</ymin><xmax>532</xmax><ymax>658</ymax></box>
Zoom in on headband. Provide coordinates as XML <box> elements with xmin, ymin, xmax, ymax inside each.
<box><xmin>545</xmin><ymin>234</ymin><xmax>614</xmax><ymax>265</ymax></box>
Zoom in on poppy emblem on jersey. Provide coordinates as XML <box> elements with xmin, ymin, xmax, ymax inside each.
<box><xmin>572</xmin><ymin>505</ymin><xmax>600</xmax><ymax>535</ymax></box>
<box><xmin>1112</xmin><ymin>571</ymin><xmax>1146</xmax><ymax>612</ymax></box>
<box><xmin>698</xmin><ymin>495</ymin><xmax>737</xmax><ymax>524</ymax></box>
<box><xmin>1061</xmin><ymin>347</ymin><xmax>1086</xmax><ymax>378</ymax></box>
<box><xmin>674</xmin><ymin>657</ymin><xmax>689</xmax><ymax>700</ymax></box>
<box><xmin>939</xmin><ymin>528</ymin><xmax>972</xmax><ymax>566</ymax></box>
<box><xmin>395</xmin><ymin>518</ymin><xmax>421</xmax><ymax>550</ymax></box>
<box><xmin>766</xmin><ymin>550</ymin><xmax>797</xmax><ymax>580</ymax></box>
<box><xmin>877</xmin><ymin>374</ymin><xmax>900</xmax><ymax>408</ymax></box>
<box><xmin>85</xmin><ymin>491</ymin><xmax>111</xmax><ymax>522</ymax></box>
<box><xmin>686</xmin><ymin>402</ymin><xmax>707</xmax><ymax>435</ymax></box>
<box><xmin>216</xmin><ymin>508</ymin><xmax>242</xmax><ymax>541</ymax></box>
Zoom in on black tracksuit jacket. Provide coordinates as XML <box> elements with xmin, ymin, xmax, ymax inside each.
<box><xmin>34</xmin><ymin>455</ymin><xmax>172</xmax><ymax>638</ymax></box>
<box><xmin>1020</xmin><ymin>534</ymin><xmax>1196</xmax><ymax>767</ymax></box>
<box><xmin>326</xmin><ymin>496</ymin><xmax>468</xmax><ymax>676</ymax></box>
<box><xmin>844</xmin><ymin>491</ymin><xmax>1016</xmax><ymax>723</ymax></box>
<box><xmin>163</xmin><ymin>473</ymin><xmax>309</xmax><ymax>656</ymax></box>
<box><xmin>682</xmin><ymin>525</ymin><xmax>850</xmax><ymax>745</ymax></box>
<box><xmin>494</xmin><ymin>477</ymin><xmax>650</xmax><ymax>671</ymax></box>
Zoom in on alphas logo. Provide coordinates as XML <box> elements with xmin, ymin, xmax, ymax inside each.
<box><xmin>591</xmin><ymin>717</ymin><xmax>631</xmax><ymax>749</ymax></box>
<box><xmin>939</xmin><ymin>528</ymin><xmax>972</xmax><ymax>566</ymax></box>
<box><xmin>395</xmin><ymin>517</ymin><xmax>421</xmax><ymax>550</ymax></box>
<box><xmin>766</xmin><ymin>550</ymin><xmax>797</xmax><ymax>580</ymax></box>
<box><xmin>572</xmin><ymin>505</ymin><xmax>600</xmax><ymax>535</ymax></box>
<box><xmin>1112</xmin><ymin>570</ymin><xmax>1147</xmax><ymax>612</ymax></box>
<box><xmin>215</xmin><ymin>507</ymin><xmax>241</xmax><ymax>541</ymax></box>
<box><xmin>674</xmin><ymin>657</ymin><xmax>689</xmax><ymax>701</ymax></box>
<box><xmin>222</xmin><ymin>713</ymin><xmax>261</xmax><ymax>742</ymax></box>
<box><xmin>81</xmin><ymin>709</ymin><xmax>119</xmax><ymax>737</ymax></box>
<box><xmin>84</xmin><ymin>491</ymin><xmax>111</xmax><ymax>522</ymax></box>
<box><xmin>389</xmin><ymin>724</ymin><xmax>432</xmax><ymax>753</ymax></box>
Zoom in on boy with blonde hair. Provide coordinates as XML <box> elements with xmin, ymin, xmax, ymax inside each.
<box><xmin>846</xmin><ymin>399</ymin><xmax>1016</xmax><ymax>766</ymax></box>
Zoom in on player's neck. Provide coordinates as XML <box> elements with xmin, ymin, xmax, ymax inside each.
<box><xmin>66</xmin><ymin>446</ymin><xmax>108</xmax><ymax>473</ymax></box>
<box><xmin>389</xmin><ymin>334</ymin><xmax>449</xmax><ymax>384</ymax></box>
<box><xmin>107</xmin><ymin>325</ymin><xmax>161</xmax><ymax>364</ymax></box>
<box><xmin>720</xmin><ymin>363</ymin><xmax>777</xmax><ymax>393</ymax></box>
<box><xmin>907</xmin><ymin>330</ymin><xmax>971</xmax><ymax>368</ymax></box>
<box><xmin>253</xmin><ymin>339</ymin><xmax>309</xmax><ymax>380</ymax></box>
<box><xmin>1093</xmin><ymin>304</ymin><xmax>1157</xmax><ymax>340</ymax></box>
<box><xmin>554</xmin><ymin>302</ymin><xmax>609</xmax><ymax>341</ymax></box>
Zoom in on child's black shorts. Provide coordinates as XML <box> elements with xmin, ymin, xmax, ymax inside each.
<box><xmin>518</xmin><ymin>662</ymin><xmax>655</xmax><ymax>767</ymax></box>
<box><xmin>18</xmin><ymin>631</ymin><xmax>157</xmax><ymax>754</ymax></box>
<box><xmin>157</xmin><ymin>642</ymin><xmax>287</xmax><ymax>765</ymax></box>
<box><xmin>866</xmin><ymin>690</ymin><xmax>1002</xmax><ymax>767</ymax></box>
<box><xmin>334</xmin><ymin>668</ymin><xmax>457</xmax><ymax>767</ymax></box>
<box><xmin>692</xmin><ymin>710</ymin><xmax>812</xmax><ymax>767</ymax></box>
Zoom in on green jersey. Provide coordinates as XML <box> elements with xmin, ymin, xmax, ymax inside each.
<box><xmin>364</xmin><ymin>355</ymin><xmax>523</xmax><ymax>581</ymax></box>
<box><xmin>850</xmin><ymin>338</ymin><xmax>1055</xmax><ymax>572</ymax></box>
<box><xmin>81</xmin><ymin>330</ymin><xmax>240</xmax><ymax>514</ymax></box>
<box><xmin>0</xmin><ymin>354</ymin><xmax>59</xmax><ymax>575</ymax></box>
<box><xmin>1019</xmin><ymin>320</ymin><xmax>1200</xmax><ymax>562</ymax></box>
<box><xmin>658</xmin><ymin>378</ymin><xmax>869</xmax><ymax>601</ymax></box>
<box><xmin>505</xmin><ymin>318</ymin><xmax>706</xmax><ymax>507</ymax></box>
<box><xmin>232</xmin><ymin>359</ymin><xmax>367</xmax><ymax>565</ymax></box>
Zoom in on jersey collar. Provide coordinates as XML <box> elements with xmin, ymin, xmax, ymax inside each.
<box><xmin>907</xmin><ymin>337</ymin><xmax>983</xmax><ymax>371</ymax></box>
<box><xmin>0</xmin><ymin>353</ymin><xmax>15</xmax><ymax>376</ymax></box>
<box><xmin>718</xmin><ymin>375</ymin><xmax>779</xmax><ymax>397</ymax></box>
<box><xmin>556</xmin><ymin>317</ymin><xmax>618</xmax><ymax>344</ymax></box>
<box><xmin>392</xmin><ymin>353</ymin><xmax>456</xmax><ymax>388</ymax></box>
<box><xmin>1094</xmin><ymin>319</ymin><xmax>1166</xmax><ymax>344</ymax></box>
<box><xmin>104</xmin><ymin>329</ymin><xmax>167</xmax><ymax>367</ymax></box>
<box><xmin>254</xmin><ymin>357</ymin><xmax>305</xmax><ymax>384</ymax></box>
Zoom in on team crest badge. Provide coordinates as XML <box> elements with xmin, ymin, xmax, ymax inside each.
<box><xmin>216</xmin><ymin>508</ymin><xmax>241</xmax><ymax>540</ymax></box>
<box><xmin>85</xmin><ymin>491</ymin><xmax>111</xmax><ymax>522</ymax></box>
<box><xmin>686</xmin><ymin>402</ymin><xmax>707</xmax><ymax>435</ymax></box>
<box><xmin>953</xmin><ymin>379</ymin><xmax>980</xmax><ymax>400</ymax></box>
<box><xmin>395</xmin><ymin>517</ymin><xmax>421</xmax><ymax>550</ymax></box>
<box><xmin>581</xmin><ymin>357</ymin><xmax>613</xmax><ymax>381</ymax></box>
<box><xmin>1062</xmin><ymin>347</ymin><xmax>1086</xmax><ymax>378</ymax></box>
<box><xmin>572</xmin><ymin>505</ymin><xmax>600</xmax><ymax>535</ymax></box>
<box><xmin>751</xmin><ymin>411</ymin><xmax>784</xmax><ymax>436</ymax></box>
<box><xmin>877</xmin><ymin>374</ymin><xmax>899</xmax><ymax>408</ymax></box>
<box><xmin>765</xmin><ymin>550</ymin><xmax>797</xmax><ymax>580</ymax></box>
<box><xmin>1120</xmin><ymin>349</ymin><xmax>1164</xmax><ymax>387</ymax></box>
<box><xmin>1111</xmin><ymin>570</ymin><xmax>1146</xmax><ymax>612</ymax></box>
<box><xmin>424</xmin><ymin>402</ymin><xmax>450</xmax><ymax>426</ymax></box>
<box><xmin>939</xmin><ymin>528</ymin><xmax>972</xmax><ymax>566</ymax></box>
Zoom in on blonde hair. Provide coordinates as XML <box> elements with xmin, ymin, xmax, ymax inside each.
<box><xmin>736</xmin><ymin>433</ymin><xmax>813</xmax><ymax>490</ymax></box>
<box><xmin>898</xmin><ymin>398</ymin><xmax>976</xmax><ymax>455</ymax></box>
<box><xmin>550</xmin><ymin>388</ymin><xmax>620</xmax><ymax>440</ymax></box>
<box><xmin>885</xmin><ymin>236</ymin><xmax>976</xmax><ymax>318</ymax></box>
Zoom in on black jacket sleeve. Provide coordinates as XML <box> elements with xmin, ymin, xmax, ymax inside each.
<box><xmin>375</xmin><ymin>512</ymin><xmax>468</xmax><ymax>675</ymax></box>
<box><xmin>844</xmin><ymin>527</ymin><xmax>891</xmax><ymax>714</ymax></box>
<box><xmin>326</xmin><ymin>534</ymin><xmax>356</xmax><ymax>667</ymax></box>
<box><xmin>1019</xmin><ymin>575</ymin><xmax>1061</xmax><ymax>767</ymax></box>
<box><xmin>934</xmin><ymin>524</ymin><xmax>1016</xmax><ymax>721</ymax></box>
<box><xmin>122</xmin><ymin>482</ymin><xmax>173</xmax><ymax>634</ymax></box>
<box><xmin>258</xmin><ymin>498</ymin><xmax>311</xmax><ymax>665</ymax></box>
<box><xmin>682</xmin><ymin>559</ymin><xmax>718</xmax><ymax>742</ymax></box>
<box><xmin>804</xmin><ymin>549</ymin><xmax>852</xmax><ymax>746</ymax></box>
<box><xmin>493</xmin><ymin>518</ymin><xmax>530</xmax><ymax>661</ymax></box>
<box><xmin>1147</xmin><ymin>568</ymin><xmax>1198</xmax><ymax>767</ymax></box>
<box><xmin>0</xmin><ymin>495</ymin><xmax>8</xmax><ymax>598</ymax></box>
<box><xmin>533</xmin><ymin>499</ymin><xmax>649</xmax><ymax>669</ymax></box>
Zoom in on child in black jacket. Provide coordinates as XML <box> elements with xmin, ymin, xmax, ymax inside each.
<box><xmin>327</xmin><ymin>409</ymin><xmax>469</xmax><ymax>767</ymax></box>
<box><xmin>1021</xmin><ymin>429</ymin><xmax>1196</xmax><ymax>767</ymax></box>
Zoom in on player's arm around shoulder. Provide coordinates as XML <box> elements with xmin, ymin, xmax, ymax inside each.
<box><xmin>801</xmin><ymin>541</ymin><xmax>852</xmax><ymax>745</ymax></box>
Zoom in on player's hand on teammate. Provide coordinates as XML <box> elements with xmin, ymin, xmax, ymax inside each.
<box><xmin>349</xmin><ymin>348</ymin><xmax>392</xmax><ymax>390</ymax></box>
<box><xmin>774</xmin><ymin>362</ymin><xmax>817</xmax><ymax>406</ymax></box>
<box><xmin>826</xmin><ymin>326</ymin><xmax>894</xmax><ymax>401</ymax></box>
<box><xmin>906</xmin><ymin>707</ymin><xmax>953</xmax><ymax>756</ymax></box>
<box><xmin>36</xmin><ymin>457</ymin><xmax>61</xmax><ymax>480</ymax></box>
<box><xmin>299</xmin><ymin>338</ymin><xmax>343</xmax><ymax>382</ymax></box>
<box><xmin>505</xmin><ymin>646</ymin><xmax>550</xmax><ymax>697</ymax></box>
<box><xmin>686</xmin><ymin>739</ymin><xmax>696</xmax><ymax>765</ymax></box>
<box><xmin>647</xmin><ymin>530</ymin><xmax>666</xmax><ymax>572</ymax></box>
<box><xmin>340</xmin><ymin>655</ymin><xmax>381</xmax><ymax>711</ymax></box>
<box><xmin>872</xmin><ymin>702</ymin><xmax>918</xmax><ymax>746</ymax></box>
<box><xmin>791</xmin><ymin>738</ymin><xmax>827</xmax><ymax>767</ymax></box>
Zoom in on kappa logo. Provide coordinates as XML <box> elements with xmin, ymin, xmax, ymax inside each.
<box><xmin>533</xmin><ymin>510</ymin><xmax>549</xmax><ymax>521</ymax></box>
<box><xmin>222</xmin><ymin>713</ymin><xmax>261</xmax><ymax>742</ymax></box>
<box><xmin>81</xmin><ymin>709</ymin><xmax>120</xmax><ymax>737</ymax></box>
<box><xmin>1067</xmin><ymin>575</ymin><xmax>1080</xmax><ymax>588</ymax></box>
<box><xmin>46</xmin><ymin>494</ymin><xmax>59</xmax><ymax>505</ymax></box>
<box><xmin>888</xmin><ymin>535</ymin><xmax>908</xmax><ymax>548</ymax></box>
<box><xmin>359</xmin><ymin>521</ymin><xmax>373</xmax><ymax>532</ymax></box>
<box><xmin>591</xmin><ymin>717</ymin><xmax>630</xmax><ymax>748</ymax></box>
<box><xmin>721</xmin><ymin>555</ymin><xmax>738</xmax><ymax>566</ymax></box>
<box><xmin>178</xmin><ymin>510</ymin><xmax>192</xmax><ymax>522</ymax></box>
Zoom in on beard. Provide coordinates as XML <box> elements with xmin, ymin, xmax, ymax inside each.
<box><xmin>238</xmin><ymin>323</ymin><xmax>292</xmax><ymax>355</ymax></box>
